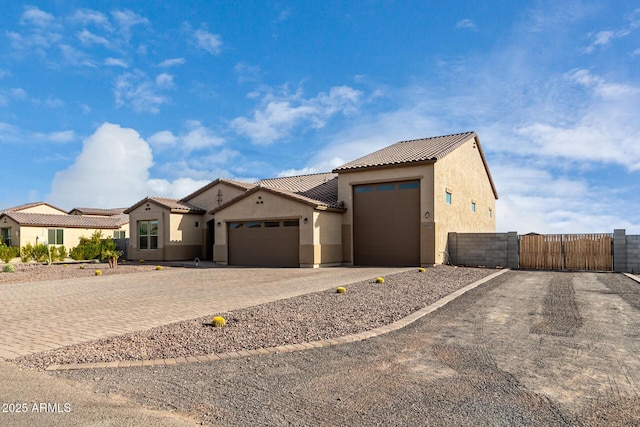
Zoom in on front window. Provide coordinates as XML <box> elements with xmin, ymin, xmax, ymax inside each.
<box><xmin>471</xmin><ymin>202</ymin><xmax>476</xmax><ymax>213</ymax></box>
<box><xmin>48</xmin><ymin>229</ymin><xmax>64</xmax><ymax>245</ymax></box>
<box><xmin>138</xmin><ymin>220</ymin><xmax>158</xmax><ymax>250</ymax></box>
<box><xmin>445</xmin><ymin>191</ymin><xmax>452</xmax><ymax>205</ymax></box>
<box><xmin>1</xmin><ymin>228</ymin><xmax>11</xmax><ymax>246</ymax></box>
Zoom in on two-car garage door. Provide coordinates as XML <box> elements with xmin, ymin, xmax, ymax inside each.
<box><xmin>228</xmin><ymin>219</ymin><xmax>300</xmax><ymax>267</ymax></box>
<box><xmin>353</xmin><ymin>180</ymin><xmax>420</xmax><ymax>266</ymax></box>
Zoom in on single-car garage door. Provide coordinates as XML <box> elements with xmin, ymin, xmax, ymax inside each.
<box><xmin>353</xmin><ymin>180</ymin><xmax>420</xmax><ymax>266</ymax></box>
<box><xmin>228</xmin><ymin>219</ymin><xmax>300</xmax><ymax>267</ymax></box>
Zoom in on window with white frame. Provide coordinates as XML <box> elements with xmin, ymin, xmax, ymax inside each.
<box><xmin>48</xmin><ymin>229</ymin><xmax>64</xmax><ymax>245</ymax></box>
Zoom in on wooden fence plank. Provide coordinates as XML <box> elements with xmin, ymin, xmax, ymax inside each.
<box><xmin>519</xmin><ymin>233</ymin><xmax>612</xmax><ymax>271</ymax></box>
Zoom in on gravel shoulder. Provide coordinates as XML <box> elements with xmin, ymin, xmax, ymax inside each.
<box><xmin>12</xmin><ymin>265</ymin><xmax>494</xmax><ymax>370</ymax></box>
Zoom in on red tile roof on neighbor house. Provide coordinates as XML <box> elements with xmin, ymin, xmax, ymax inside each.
<box><xmin>1</xmin><ymin>212</ymin><xmax>127</xmax><ymax>229</ymax></box>
<box><xmin>123</xmin><ymin>197</ymin><xmax>206</xmax><ymax>214</ymax></box>
<box><xmin>68</xmin><ymin>207</ymin><xmax>127</xmax><ymax>216</ymax></box>
<box><xmin>0</xmin><ymin>201</ymin><xmax>67</xmax><ymax>214</ymax></box>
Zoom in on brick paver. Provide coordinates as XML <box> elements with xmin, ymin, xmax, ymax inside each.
<box><xmin>0</xmin><ymin>265</ymin><xmax>410</xmax><ymax>359</ymax></box>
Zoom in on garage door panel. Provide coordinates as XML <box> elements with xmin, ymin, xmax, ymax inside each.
<box><xmin>228</xmin><ymin>220</ymin><xmax>299</xmax><ymax>267</ymax></box>
<box><xmin>353</xmin><ymin>180</ymin><xmax>420</xmax><ymax>266</ymax></box>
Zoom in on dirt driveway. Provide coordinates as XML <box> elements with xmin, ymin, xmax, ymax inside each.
<box><xmin>38</xmin><ymin>271</ymin><xmax>640</xmax><ymax>425</ymax></box>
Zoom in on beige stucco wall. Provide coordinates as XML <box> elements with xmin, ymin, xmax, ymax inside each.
<box><xmin>127</xmin><ymin>202</ymin><xmax>169</xmax><ymax>261</ymax></box>
<box><xmin>336</xmin><ymin>163</ymin><xmax>435</xmax><ymax>265</ymax></box>
<box><xmin>17</xmin><ymin>205</ymin><xmax>66</xmax><ymax>214</ymax></box>
<box><xmin>433</xmin><ymin>137</ymin><xmax>496</xmax><ymax>263</ymax></box>
<box><xmin>212</xmin><ymin>189</ymin><xmax>343</xmax><ymax>267</ymax></box>
<box><xmin>9</xmin><ymin>225</ymin><xmax>125</xmax><ymax>249</ymax></box>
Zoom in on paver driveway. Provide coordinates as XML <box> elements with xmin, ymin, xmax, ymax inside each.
<box><xmin>0</xmin><ymin>266</ymin><xmax>410</xmax><ymax>359</ymax></box>
<box><xmin>57</xmin><ymin>270</ymin><xmax>640</xmax><ymax>426</ymax></box>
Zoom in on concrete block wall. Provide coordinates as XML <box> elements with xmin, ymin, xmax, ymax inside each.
<box><xmin>625</xmin><ymin>234</ymin><xmax>640</xmax><ymax>274</ymax></box>
<box><xmin>447</xmin><ymin>232</ymin><xmax>518</xmax><ymax>269</ymax></box>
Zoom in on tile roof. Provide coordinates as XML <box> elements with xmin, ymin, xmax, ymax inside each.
<box><xmin>68</xmin><ymin>207</ymin><xmax>127</xmax><ymax>216</ymax></box>
<box><xmin>0</xmin><ymin>202</ymin><xmax>67</xmax><ymax>214</ymax></box>
<box><xmin>332</xmin><ymin>131</ymin><xmax>477</xmax><ymax>172</ymax></box>
<box><xmin>258</xmin><ymin>172</ymin><xmax>339</xmax><ymax>207</ymax></box>
<box><xmin>1</xmin><ymin>212</ymin><xmax>127</xmax><ymax>229</ymax></box>
<box><xmin>180</xmin><ymin>178</ymin><xmax>256</xmax><ymax>204</ymax></box>
<box><xmin>124</xmin><ymin>197</ymin><xmax>206</xmax><ymax>214</ymax></box>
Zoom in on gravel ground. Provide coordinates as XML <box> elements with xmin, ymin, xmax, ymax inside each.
<box><xmin>12</xmin><ymin>265</ymin><xmax>494</xmax><ymax>370</ymax></box>
<box><xmin>0</xmin><ymin>261</ymin><xmax>166</xmax><ymax>285</ymax></box>
<box><xmin>54</xmin><ymin>271</ymin><xmax>640</xmax><ymax>426</ymax></box>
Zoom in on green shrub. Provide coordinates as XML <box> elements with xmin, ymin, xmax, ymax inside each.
<box><xmin>2</xmin><ymin>264</ymin><xmax>15</xmax><ymax>273</ymax></box>
<box><xmin>211</xmin><ymin>316</ymin><xmax>226</xmax><ymax>327</ymax></box>
<box><xmin>0</xmin><ymin>245</ymin><xmax>19</xmax><ymax>263</ymax></box>
<box><xmin>79</xmin><ymin>265</ymin><xmax>85</xmax><ymax>270</ymax></box>
<box><xmin>155</xmin><ymin>265</ymin><xmax>163</xmax><ymax>270</ymax></box>
<box><xmin>19</xmin><ymin>243</ymin><xmax>49</xmax><ymax>263</ymax></box>
<box><xmin>336</xmin><ymin>286</ymin><xmax>347</xmax><ymax>293</ymax></box>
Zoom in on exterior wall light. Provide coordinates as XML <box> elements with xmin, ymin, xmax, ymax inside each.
<box><xmin>424</xmin><ymin>211</ymin><xmax>430</xmax><ymax>219</ymax></box>
<box><xmin>216</xmin><ymin>222</ymin><xmax>221</xmax><ymax>227</ymax></box>
<box><xmin>303</xmin><ymin>218</ymin><xmax>308</xmax><ymax>224</ymax></box>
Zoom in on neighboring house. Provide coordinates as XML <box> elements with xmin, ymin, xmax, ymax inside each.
<box><xmin>0</xmin><ymin>202</ymin><xmax>129</xmax><ymax>248</ymax></box>
<box><xmin>126</xmin><ymin>131</ymin><xmax>497</xmax><ymax>267</ymax></box>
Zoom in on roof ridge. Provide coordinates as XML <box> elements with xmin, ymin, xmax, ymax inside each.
<box><xmin>395</xmin><ymin>131</ymin><xmax>475</xmax><ymax>145</ymax></box>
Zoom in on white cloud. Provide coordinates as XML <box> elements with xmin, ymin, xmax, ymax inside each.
<box><xmin>69</xmin><ymin>9</ymin><xmax>111</xmax><ymax>29</ymax></box>
<box><xmin>194</xmin><ymin>28</ymin><xmax>222</xmax><ymax>54</ymax></box>
<box><xmin>33</xmin><ymin>130</ymin><xmax>76</xmax><ymax>143</ymax></box>
<box><xmin>158</xmin><ymin>57</ymin><xmax>185</xmax><ymax>67</ymax></box>
<box><xmin>149</xmin><ymin>120</ymin><xmax>224</xmax><ymax>152</ymax></box>
<box><xmin>76</xmin><ymin>29</ymin><xmax>111</xmax><ymax>47</ymax></box>
<box><xmin>456</xmin><ymin>19</ymin><xmax>477</xmax><ymax>30</ymax></box>
<box><xmin>114</xmin><ymin>70</ymin><xmax>170</xmax><ymax>113</ymax></box>
<box><xmin>231</xmin><ymin>85</ymin><xmax>362</xmax><ymax>144</ymax></box>
<box><xmin>111</xmin><ymin>9</ymin><xmax>149</xmax><ymax>36</ymax></box>
<box><xmin>155</xmin><ymin>73</ymin><xmax>174</xmax><ymax>89</ymax></box>
<box><xmin>20</xmin><ymin>6</ymin><xmax>55</xmax><ymax>27</ymax></box>
<box><xmin>104</xmin><ymin>57</ymin><xmax>128</xmax><ymax>67</ymax></box>
<box><xmin>48</xmin><ymin>123</ymin><xmax>153</xmax><ymax>208</ymax></box>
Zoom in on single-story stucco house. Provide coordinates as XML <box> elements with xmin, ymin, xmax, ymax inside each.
<box><xmin>125</xmin><ymin>131</ymin><xmax>498</xmax><ymax>267</ymax></box>
<box><xmin>0</xmin><ymin>202</ymin><xmax>129</xmax><ymax>248</ymax></box>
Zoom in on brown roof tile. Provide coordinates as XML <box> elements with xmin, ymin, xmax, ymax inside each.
<box><xmin>332</xmin><ymin>131</ymin><xmax>477</xmax><ymax>172</ymax></box>
<box><xmin>1</xmin><ymin>212</ymin><xmax>127</xmax><ymax>229</ymax></box>
<box><xmin>1</xmin><ymin>202</ymin><xmax>67</xmax><ymax>214</ymax></box>
<box><xmin>258</xmin><ymin>173</ymin><xmax>339</xmax><ymax>207</ymax></box>
<box><xmin>124</xmin><ymin>197</ymin><xmax>206</xmax><ymax>214</ymax></box>
<box><xmin>180</xmin><ymin>178</ymin><xmax>255</xmax><ymax>203</ymax></box>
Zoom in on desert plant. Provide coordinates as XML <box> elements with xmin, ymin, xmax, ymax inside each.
<box><xmin>0</xmin><ymin>244</ymin><xmax>19</xmax><ymax>263</ymax></box>
<box><xmin>155</xmin><ymin>265</ymin><xmax>163</xmax><ymax>270</ymax></box>
<box><xmin>376</xmin><ymin>277</ymin><xmax>385</xmax><ymax>283</ymax></box>
<box><xmin>418</xmin><ymin>267</ymin><xmax>426</xmax><ymax>273</ymax></box>
<box><xmin>211</xmin><ymin>316</ymin><xmax>226</xmax><ymax>327</ymax></box>
<box><xmin>79</xmin><ymin>265</ymin><xmax>85</xmax><ymax>269</ymax></box>
<box><xmin>102</xmin><ymin>248</ymin><xmax>124</xmax><ymax>269</ymax></box>
<box><xmin>3</xmin><ymin>264</ymin><xmax>15</xmax><ymax>273</ymax></box>
<box><xmin>139</xmin><ymin>259</ymin><xmax>145</xmax><ymax>263</ymax></box>
<box><xmin>19</xmin><ymin>243</ymin><xmax>49</xmax><ymax>263</ymax></box>
<box><xmin>336</xmin><ymin>286</ymin><xmax>347</xmax><ymax>293</ymax></box>
<box><xmin>95</xmin><ymin>269</ymin><xmax>102</xmax><ymax>276</ymax></box>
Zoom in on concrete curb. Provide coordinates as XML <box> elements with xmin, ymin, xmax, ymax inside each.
<box><xmin>624</xmin><ymin>272</ymin><xmax>640</xmax><ymax>283</ymax></box>
<box><xmin>46</xmin><ymin>268</ymin><xmax>510</xmax><ymax>372</ymax></box>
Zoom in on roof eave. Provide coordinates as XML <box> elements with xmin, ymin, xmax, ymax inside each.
<box><xmin>333</xmin><ymin>158</ymin><xmax>436</xmax><ymax>174</ymax></box>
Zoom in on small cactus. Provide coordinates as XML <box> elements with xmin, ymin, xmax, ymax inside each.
<box><xmin>155</xmin><ymin>265</ymin><xmax>163</xmax><ymax>270</ymax></box>
<box><xmin>79</xmin><ymin>265</ymin><xmax>85</xmax><ymax>269</ymax></box>
<box><xmin>336</xmin><ymin>286</ymin><xmax>347</xmax><ymax>293</ymax></box>
<box><xmin>418</xmin><ymin>267</ymin><xmax>426</xmax><ymax>273</ymax></box>
<box><xmin>376</xmin><ymin>277</ymin><xmax>385</xmax><ymax>283</ymax></box>
<box><xmin>139</xmin><ymin>259</ymin><xmax>145</xmax><ymax>263</ymax></box>
<box><xmin>3</xmin><ymin>264</ymin><xmax>15</xmax><ymax>273</ymax></box>
<box><xmin>211</xmin><ymin>316</ymin><xmax>226</xmax><ymax>327</ymax></box>
<box><xmin>63</xmin><ymin>264</ymin><xmax>69</xmax><ymax>268</ymax></box>
<box><xmin>95</xmin><ymin>269</ymin><xmax>102</xmax><ymax>276</ymax></box>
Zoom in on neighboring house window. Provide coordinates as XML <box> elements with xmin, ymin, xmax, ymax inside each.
<box><xmin>48</xmin><ymin>229</ymin><xmax>64</xmax><ymax>245</ymax></box>
<box><xmin>445</xmin><ymin>191</ymin><xmax>452</xmax><ymax>205</ymax></box>
<box><xmin>138</xmin><ymin>220</ymin><xmax>158</xmax><ymax>250</ymax></box>
<box><xmin>195</xmin><ymin>221</ymin><xmax>200</xmax><ymax>228</ymax></box>
<box><xmin>113</xmin><ymin>231</ymin><xmax>126</xmax><ymax>239</ymax></box>
<box><xmin>471</xmin><ymin>202</ymin><xmax>476</xmax><ymax>213</ymax></box>
<box><xmin>1</xmin><ymin>228</ymin><xmax>11</xmax><ymax>246</ymax></box>
<box><xmin>489</xmin><ymin>208</ymin><xmax>493</xmax><ymax>218</ymax></box>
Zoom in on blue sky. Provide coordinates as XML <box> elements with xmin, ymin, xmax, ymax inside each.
<box><xmin>1</xmin><ymin>1</ymin><xmax>639</xmax><ymax>233</ymax></box>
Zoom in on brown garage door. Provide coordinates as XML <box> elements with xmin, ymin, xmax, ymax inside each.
<box><xmin>228</xmin><ymin>219</ymin><xmax>300</xmax><ymax>267</ymax></box>
<box><xmin>353</xmin><ymin>180</ymin><xmax>420</xmax><ymax>266</ymax></box>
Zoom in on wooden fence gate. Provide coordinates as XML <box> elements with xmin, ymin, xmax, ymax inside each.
<box><xmin>519</xmin><ymin>233</ymin><xmax>612</xmax><ymax>271</ymax></box>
